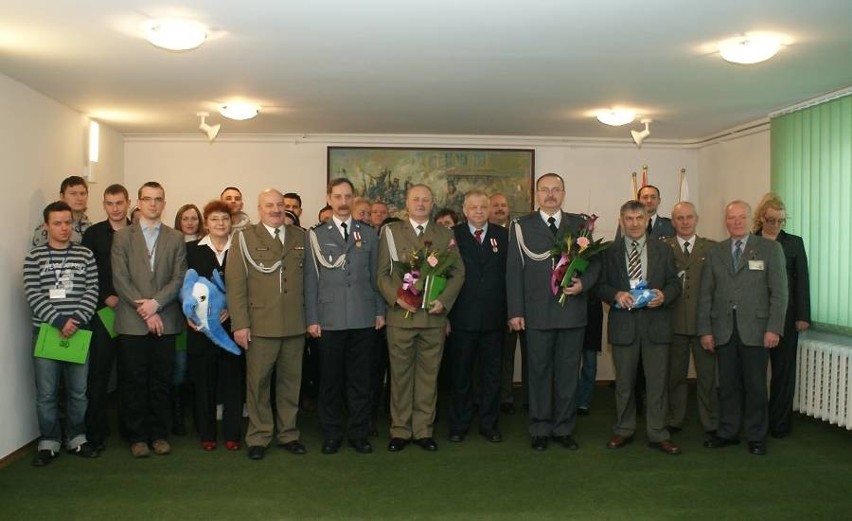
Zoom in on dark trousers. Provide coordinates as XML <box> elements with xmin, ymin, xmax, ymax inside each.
<box><xmin>447</xmin><ymin>329</ymin><xmax>502</xmax><ymax>435</ymax></box>
<box><xmin>188</xmin><ymin>335</ymin><xmax>245</xmax><ymax>443</ymax></box>
<box><xmin>318</xmin><ymin>328</ymin><xmax>375</xmax><ymax>441</ymax></box>
<box><xmin>369</xmin><ymin>327</ymin><xmax>390</xmax><ymax>426</ymax></box>
<box><xmin>118</xmin><ymin>333</ymin><xmax>176</xmax><ymax>444</ymax></box>
<box><xmin>717</xmin><ymin>314</ymin><xmax>769</xmax><ymax>442</ymax></box>
<box><xmin>85</xmin><ymin>314</ymin><xmax>118</xmax><ymax>444</ymax></box>
<box><xmin>525</xmin><ymin>327</ymin><xmax>583</xmax><ymax>437</ymax></box>
<box><xmin>500</xmin><ymin>329</ymin><xmax>527</xmax><ymax>405</ymax></box>
<box><xmin>769</xmin><ymin>324</ymin><xmax>799</xmax><ymax>435</ymax></box>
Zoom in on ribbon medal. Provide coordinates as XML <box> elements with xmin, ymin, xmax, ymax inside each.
<box><xmin>490</xmin><ymin>237</ymin><xmax>498</xmax><ymax>253</ymax></box>
<box><xmin>354</xmin><ymin>231</ymin><xmax>362</xmax><ymax>248</ymax></box>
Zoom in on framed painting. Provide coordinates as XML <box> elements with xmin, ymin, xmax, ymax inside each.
<box><xmin>327</xmin><ymin>147</ymin><xmax>534</xmax><ymax>221</ymax></box>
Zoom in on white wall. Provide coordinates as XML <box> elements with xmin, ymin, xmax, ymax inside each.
<box><xmin>0</xmin><ymin>72</ymin><xmax>124</xmax><ymax>459</ymax></box>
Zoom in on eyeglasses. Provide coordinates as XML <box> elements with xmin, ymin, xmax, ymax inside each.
<box><xmin>763</xmin><ymin>217</ymin><xmax>786</xmax><ymax>225</ymax></box>
<box><xmin>139</xmin><ymin>197</ymin><xmax>165</xmax><ymax>204</ymax></box>
<box><xmin>537</xmin><ymin>187</ymin><xmax>564</xmax><ymax>194</ymax></box>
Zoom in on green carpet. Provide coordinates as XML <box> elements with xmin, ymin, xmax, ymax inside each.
<box><xmin>1</xmin><ymin>387</ymin><xmax>849</xmax><ymax>520</ymax></box>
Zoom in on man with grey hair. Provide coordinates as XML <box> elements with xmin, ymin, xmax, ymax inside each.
<box><xmin>698</xmin><ymin>200</ymin><xmax>787</xmax><ymax>456</ymax></box>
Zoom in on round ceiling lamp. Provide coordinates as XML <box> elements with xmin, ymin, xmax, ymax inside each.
<box><xmin>718</xmin><ymin>33</ymin><xmax>785</xmax><ymax>64</ymax></box>
<box><xmin>144</xmin><ymin>19</ymin><xmax>207</xmax><ymax>51</ymax></box>
<box><xmin>219</xmin><ymin>103</ymin><xmax>260</xmax><ymax>120</ymax></box>
<box><xmin>596</xmin><ymin>109</ymin><xmax>636</xmax><ymax>126</ymax></box>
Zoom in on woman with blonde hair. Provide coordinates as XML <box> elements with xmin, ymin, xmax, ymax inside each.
<box><xmin>753</xmin><ymin>193</ymin><xmax>811</xmax><ymax>439</ymax></box>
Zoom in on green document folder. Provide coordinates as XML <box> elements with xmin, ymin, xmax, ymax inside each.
<box><xmin>421</xmin><ymin>275</ymin><xmax>447</xmax><ymax>309</ymax></box>
<box><xmin>96</xmin><ymin>307</ymin><xmax>118</xmax><ymax>338</ymax></box>
<box><xmin>34</xmin><ymin>324</ymin><xmax>92</xmax><ymax>364</ymax></box>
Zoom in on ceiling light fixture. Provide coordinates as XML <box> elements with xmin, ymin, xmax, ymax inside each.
<box><xmin>144</xmin><ymin>19</ymin><xmax>207</xmax><ymax>51</ymax></box>
<box><xmin>596</xmin><ymin>108</ymin><xmax>636</xmax><ymax>126</ymax></box>
<box><xmin>718</xmin><ymin>33</ymin><xmax>784</xmax><ymax>64</ymax></box>
<box><xmin>219</xmin><ymin>103</ymin><xmax>260</xmax><ymax>120</ymax></box>
<box><xmin>197</xmin><ymin>112</ymin><xmax>220</xmax><ymax>142</ymax></box>
<box><xmin>631</xmin><ymin>119</ymin><xmax>652</xmax><ymax>148</ymax></box>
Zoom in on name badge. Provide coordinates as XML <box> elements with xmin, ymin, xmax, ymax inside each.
<box><xmin>49</xmin><ymin>288</ymin><xmax>67</xmax><ymax>299</ymax></box>
<box><xmin>748</xmin><ymin>260</ymin><xmax>765</xmax><ymax>271</ymax></box>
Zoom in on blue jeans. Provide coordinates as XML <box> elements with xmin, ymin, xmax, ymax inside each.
<box><xmin>33</xmin><ymin>330</ymin><xmax>89</xmax><ymax>451</ymax></box>
<box><xmin>577</xmin><ymin>349</ymin><xmax>598</xmax><ymax>410</ymax></box>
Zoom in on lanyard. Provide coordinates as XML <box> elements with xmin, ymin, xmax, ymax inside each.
<box><xmin>47</xmin><ymin>246</ymin><xmax>70</xmax><ymax>287</ymax></box>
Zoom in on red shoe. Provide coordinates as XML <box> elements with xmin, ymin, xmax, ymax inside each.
<box><xmin>201</xmin><ymin>441</ymin><xmax>217</xmax><ymax>451</ymax></box>
<box><xmin>225</xmin><ymin>441</ymin><xmax>241</xmax><ymax>451</ymax></box>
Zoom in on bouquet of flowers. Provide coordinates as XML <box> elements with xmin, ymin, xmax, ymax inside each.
<box><xmin>396</xmin><ymin>240</ymin><xmax>457</xmax><ymax>318</ymax></box>
<box><xmin>550</xmin><ymin>214</ymin><xmax>612</xmax><ymax>306</ymax></box>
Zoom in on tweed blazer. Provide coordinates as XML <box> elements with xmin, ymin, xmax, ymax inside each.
<box><xmin>304</xmin><ymin>219</ymin><xmax>384</xmax><ymax>330</ymax></box>
<box><xmin>664</xmin><ymin>235</ymin><xmax>716</xmax><ymax>336</ymax></box>
<box><xmin>225</xmin><ymin>223</ymin><xmax>306</xmax><ymax>338</ymax></box>
<box><xmin>506</xmin><ymin>211</ymin><xmax>600</xmax><ymax>330</ymax></box>
<box><xmin>696</xmin><ymin>234</ymin><xmax>788</xmax><ymax>346</ymax></box>
<box><xmin>376</xmin><ymin>220</ymin><xmax>464</xmax><ymax>328</ymax></box>
<box><xmin>448</xmin><ymin>222</ymin><xmax>508</xmax><ymax>332</ymax></box>
<box><xmin>597</xmin><ymin>236</ymin><xmax>681</xmax><ymax>345</ymax></box>
<box><xmin>111</xmin><ymin>222</ymin><xmax>187</xmax><ymax>335</ymax></box>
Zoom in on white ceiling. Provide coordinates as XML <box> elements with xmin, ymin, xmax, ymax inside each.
<box><xmin>1</xmin><ymin>0</ymin><xmax>850</xmax><ymax>140</ymax></box>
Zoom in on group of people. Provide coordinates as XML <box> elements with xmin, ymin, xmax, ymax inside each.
<box><xmin>24</xmin><ymin>171</ymin><xmax>809</xmax><ymax>467</ymax></box>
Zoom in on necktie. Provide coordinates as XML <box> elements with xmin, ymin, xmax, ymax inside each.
<box><xmin>273</xmin><ymin>227</ymin><xmax>280</xmax><ymax>242</ymax></box>
<box><xmin>732</xmin><ymin>239</ymin><xmax>743</xmax><ymax>270</ymax></box>
<box><xmin>647</xmin><ymin>218</ymin><xmax>653</xmax><ymax>235</ymax></box>
<box><xmin>416</xmin><ymin>224</ymin><xmax>424</xmax><ymax>237</ymax></box>
<box><xmin>474</xmin><ymin>229</ymin><xmax>483</xmax><ymax>244</ymax></box>
<box><xmin>341</xmin><ymin>222</ymin><xmax>349</xmax><ymax>241</ymax></box>
<box><xmin>628</xmin><ymin>241</ymin><xmax>642</xmax><ymax>280</ymax></box>
<box><xmin>683</xmin><ymin>241</ymin><xmax>691</xmax><ymax>257</ymax></box>
<box><xmin>547</xmin><ymin>216</ymin><xmax>558</xmax><ymax>235</ymax></box>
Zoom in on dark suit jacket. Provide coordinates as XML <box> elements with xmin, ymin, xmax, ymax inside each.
<box><xmin>598</xmin><ymin>236</ymin><xmax>681</xmax><ymax>345</ymax></box>
<box><xmin>304</xmin><ymin>219</ymin><xmax>384</xmax><ymax>330</ymax></box>
<box><xmin>696</xmin><ymin>234</ymin><xmax>788</xmax><ymax>346</ymax></box>
<box><xmin>506</xmin><ymin>211</ymin><xmax>600</xmax><ymax>330</ymax></box>
<box><xmin>650</xmin><ymin>216</ymin><xmax>675</xmax><ymax>240</ymax></box>
<box><xmin>376</xmin><ymin>220</ymin><xmax>464</xmax><ymax>328</ymax></box>
<box><xmin>448</xmin><ymin>223</ymin><xmax>508</xmax><ymax>332</ymax></box>
<box><xmin>757</xmin><ymin>229</ymin><xmax>811</xmax><ymax>330</ymax></box>
<box><xmin>225</xmin><ymin>223</ymin><xmax>306</xmax><ymax>338</ymax></box>
<box><xmin>111</xmin><ymin>222</ymin><xmax>187</xmax><ymax>335</ymax></box>
<box><xmin>664</xmin><ymin>236</ymin><xmax>716</xmax><ymax>336</ymax></box>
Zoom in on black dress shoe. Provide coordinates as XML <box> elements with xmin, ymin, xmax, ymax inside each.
<box><xmin>414</xmin><ymin>437</ymin><xmax>438</xmax><ymax>451</ymax></box>
<box><xmin>703</xmin><ymin>435</ymin><xmax>740</xmax><ymax>449</ymax></box>
<box><xmin>279</xmin><ymin>440</ymin><xmax>307</xmax><ymax>455</ymax></box>
<box><xmin>321</xmin><ymin>439</ymin><xmax>342</xmax><ymax>455</ymax></box>
<box><xmin>500</xmin><ymin>402</ymin><xmax>516</xmax><ymax>415</ymax></box>
<box><xmin>748</xmin><ymin>441</ymin><xmax>767</xmax><ymax>455</ymax></box>
<box><xmin>531</xmin><ymin>436</ymin><xmax>548</xmax><ymax>451</ymax></box>
<box><xmin>349</xmin><ymin>438</ymin><xmax>373</xmax><ymax>454</ymax></box>
<box><xmin>667</xmin><ymin>425</ymin><xmax>683</xmax><ymax>434</ymax></box>
<box><xmin>247</xmin><ymin>446</ymin><xmax>265</xmax><ymax>460</ymax></box>
<box><xmin>448</xmin><ymin>432</ymin><xmax>466</xmax><ymax>443</ymax></box>
<box><xmin>552</xmin><ymin>435</ymin><xmax>579</xmax><ymax>450</ymax></box>
<box><xmin>480</xmin><ymin>430</ymin><xmax>503</xmax><ymax>443</ymax></box>
<box><xmin>576</xmin><ymin>407</ymin><xmax>590</xmax><ymax>416</ymax></box>
<box><xmin>387</xmin><ymin>437</ymin><xmax>409</xmax><ymax>452</ymax></box>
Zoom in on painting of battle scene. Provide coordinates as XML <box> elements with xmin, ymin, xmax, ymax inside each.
<box><xmin>327</xmin><ymin>147</ymin><xmax>534</xmax><ymax>220</ymax></box>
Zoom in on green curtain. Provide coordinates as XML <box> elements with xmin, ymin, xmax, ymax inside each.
<box><xmin>771</xmin><ymin>94</ymin><xmax>852</xmax><ymax>335</ymax></box>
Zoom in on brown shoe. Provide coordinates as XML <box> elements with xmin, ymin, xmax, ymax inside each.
<box><xmin>152</xmin><ymin>439</ymin><xmax>171</xmax><ymax>455</ymax></box>
<box><xmin>130</xmin><ymin>442</ymin><xmax>151</xmax><ymax>458</ymax></box>
<box><xmin>650</xmin><ymin>439</ymin><xmax>682</xmax><ymax>455</ymax></box>
<box><xmin>606</xmin><ymin>435</ymin><xmax>633</xmax><ymax>449</ymax></box>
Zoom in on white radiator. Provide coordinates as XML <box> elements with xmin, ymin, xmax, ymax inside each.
<box><xmin>794</xmin><ymin>336</ymin><xmax>852</xmax><ymax>430</ymax></box>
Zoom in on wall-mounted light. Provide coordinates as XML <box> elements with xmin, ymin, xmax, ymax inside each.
<box><xmin>198</xmin><ymin>112</ymin><xmax>221</xmax><ymax>142</ymax></box>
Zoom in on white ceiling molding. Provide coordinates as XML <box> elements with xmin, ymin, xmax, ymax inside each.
<box><xmin>768</xmin><ymin>86</ymin><xmax>852</xmax><ymax>118</ymax></box>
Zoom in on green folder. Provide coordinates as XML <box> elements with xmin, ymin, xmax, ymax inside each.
<box><xmin>96</xmin><ymin>307</ymin><xmax>118</xmax><ymax>338</ymax></box>
<box><xmin>34</xmin><ymin>323</ymin><xmax>92</xmax><ymax>364</ymax></box>
<box><xmin>175</xmin><ymin>329</ymin><xmax>187</xmax><ymax>352</ymax></box>
<box><xmin>421</xmin><ymin>275</ymin><xmax>447</xmax><ymax>309</ymax></box>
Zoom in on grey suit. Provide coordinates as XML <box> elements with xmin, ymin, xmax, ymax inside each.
<box><xmin>664</xmin><ymin>236</ymin><xmax>718</xmax><ymax>433</ymax></box>
<box><xmin>598</xmin><ymin>236</ymin><xmax>681</xmax><ymax>442</ymax></box>
<box><xmin>697</xmin><ymin>234</ymin><xmax>787</xmax><ymax>442</ymax></box>
<box><xmin>111</xmin><ymin>221</ymin><xmax>187</xmax><ymax>444</ymax></box>
<box><xmin>506</xmin><ymin>211</ymin><xmax>600</xmax><ymax>438</ymax></box>
<box><xmin>304</xmin><ymin>218</ymin><xmax>384</xmax><ymax>441</ymax></box>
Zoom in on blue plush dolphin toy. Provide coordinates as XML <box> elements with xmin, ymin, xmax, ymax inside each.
<box><xmin>181</xmin><ymin>269</ymin><xmax>241</xmax><ymax>356</ymax></box>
